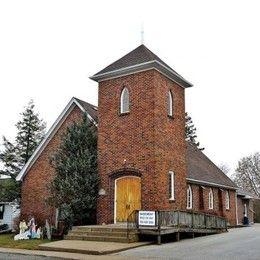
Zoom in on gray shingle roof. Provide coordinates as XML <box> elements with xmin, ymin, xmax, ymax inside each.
<box><xmin>91</xmin><ymin>45</ymin><xmax>192</xmax><ymax>88</ymax></box>
<box><xmin>94</xmin><ymin>44</ymin><xmax>179</xmax><ymax>76</ymax></box>
<box><xmin>186</xmin><ymin>143</ymin><xmax>237</xmax><ymax>189</ymax></box>
<box><xmin>237</xmin><ymin>189</ymin><xmax>259</xmax><ymax>199</ymax></box>
<box><xmin>74</xmin><ymin>97</ymin><xmax>98</xmax><ymax>122</ymax></box>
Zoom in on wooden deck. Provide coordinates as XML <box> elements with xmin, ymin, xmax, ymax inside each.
<box><xmin>127</xmin><ymin>210</ymin><xmax>227</xmax><ymax>244</ymax></box>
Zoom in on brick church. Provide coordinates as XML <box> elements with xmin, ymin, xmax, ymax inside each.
<box><xmin>17</xmin><ymin>45</ymin><xmax>240</xmax><ymax>226</ymax></box>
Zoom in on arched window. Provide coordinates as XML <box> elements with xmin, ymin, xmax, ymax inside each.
<box><xmin>120</xmin><ymin>87</ymin><xmax>130</xmax><ymax>114</ymax></box>
<box><xmin>187</xmin><ymin>185</ymin><xmax>193</xmax><ymax>209</ymax></box>
<box><xmin>167</xmin><ymin>90</ymin><xmax>173</xmax><ymax>116</ymax></box>
<box><xmin>244</xmin><ymin>203</ymin><xmax>247</xmax><ymax>217</ymax></box>
<box><xmin>209</xmin><ymin>188</ymin><xmax>214</xmax><ymax>209</ymax></box>
<box><xmin>169</xmin><ymin>171</ymin><xmax>175</xmax><ymax>200</ymax></box>
<box><xmin>225</xmin><ymin>191</ymin><xmax>230</xmax><ymax>210</ymax></box>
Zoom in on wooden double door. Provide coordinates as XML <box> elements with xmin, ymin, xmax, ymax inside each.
<box><xmin>115</xmin><ymin>176</ymin><xmax>141</xmax><ymax>222</ymax></box>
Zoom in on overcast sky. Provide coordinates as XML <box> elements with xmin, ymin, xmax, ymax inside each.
<box><xmin>1</xmin><ymin>0</ymin><xmax>260</xmax><ymax>175</ymax></box>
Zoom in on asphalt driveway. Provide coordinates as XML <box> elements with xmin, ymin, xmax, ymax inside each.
<box><xmin>116</xmin><ymin>224</ymin><xmax>260</xmax><ymax>260</ymax></box>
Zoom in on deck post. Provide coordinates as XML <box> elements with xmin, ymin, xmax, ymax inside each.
<box><xmin>176</xmin><ymin>232</ymin><xmax>180</xmax><ymax>241</ymax></box>
<box><xmin>157</xmin><ymin>211</ymin><xmax>161</xmax><ymax>245</ymax></box>
<box><xmin>192</xmin><ymin>212</ymin><xmax>194</xmax><ymax>228</ymax></box>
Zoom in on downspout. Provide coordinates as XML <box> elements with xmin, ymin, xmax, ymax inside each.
<box><xmin>235</xmin><ymin>191</ymin><xmax>238</xmax><ymax>225</ymax></box>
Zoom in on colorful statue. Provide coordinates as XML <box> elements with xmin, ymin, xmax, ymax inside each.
<box><xmin>19</xmin><ymin>220</ymin><xmax>27</xmax><ymax>234</ymax></box>
<box><xmin>36</xmin><ymin>227</ymin><xmax>42</xmax><ymax>239</ymax></box>
<box><xmin>28</xmin><ymin>216</ymin><xmax>37</xmax><ymax>239</ymax></box>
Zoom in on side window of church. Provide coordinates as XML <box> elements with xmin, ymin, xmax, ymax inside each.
<box><xmin>0</xmin><ymin>204</ymin><xmax>4</xmax><ymax>219</ymax></box>
<box><xmin>225</xmin><ymin>191</ymin><xmax>230</xmax><ymax>210</ymax></box>
<box><xmin>120</xmin><ymin>87</ymin><xmax>130</xmax><ymax>114</ymax></box>
<box><xmin>169</xmin><ymin>171</ymin><xmax>175</xmax><ymax>200</ymax></box>
<box><xmin>168</xmin><ymin>90</ymin><xmax>173</xmax><ymax>116</ymax></box>
<box><xmin>187</xmin><ymin>185</ymin><xmax>193</xmax><ymax>209</ymax></box>
<box><xmin>209</xmin><ymin>188</ymin><xmax>214</xmax><ymax>209</ymax></box>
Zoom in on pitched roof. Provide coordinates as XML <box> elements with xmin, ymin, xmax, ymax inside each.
<box><xmin>74</xmin><ymin>97</ymin><xmax>98</xmax><ymax>122</ymax></box>
<box><xmin>90</xmin><ymin>45</ymin><xmax>192</xmax><ymax>88</ymax></box>
<box><xmin>186</xmin><ymin>143</ymin><xmax>237</xmax><ymax>189</ymax></box>
<box><xmin>237</xmin><ymin>189</ymin><xmax>259</xmax><ymax>199</ymax></box>
<box><xmin>16</xmin><ymin>97</ymin><xmax>97</xmax><ymax>181</ymax></box>
<box><xmin>94</xmin><ymin>45</ymin><xmax>178</xmax><ymax>76</ymax></box>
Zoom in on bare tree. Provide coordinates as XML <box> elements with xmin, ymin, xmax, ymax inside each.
<box><xmin>232</xmin><ymin>152</ymin><xmax>260</xmax><ymax>197</ymax></box>
<box><xmin>218</xmin><ymin>163</ymin><xmax>230</xmax><ymax>175</ymax></box>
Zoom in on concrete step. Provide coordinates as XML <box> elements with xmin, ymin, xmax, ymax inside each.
<box><xmin>68</xmin><ymin>230</ymin><xmax>136</xmax><ymax>237</ymax></box>
<box><xmin>66</xmin><ymin>225</ymin><xmax>139</xmax><ymax>243</ymax></box>
<box><xmin>64</xmin><ymin>234</ymin><xmax>138</xmax><ymax>243</ymax></box>
<box><xmin>72</xmin><ymin>227</ymin><xmax>129</xmax><ymax>233</ymax></box>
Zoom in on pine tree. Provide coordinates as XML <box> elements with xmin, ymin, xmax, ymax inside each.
<box><xmin>15</xmin><ymin>100</ymin><xmax>46</xmax><ymax>166</ymax></box>
<box><xmin>48</xmin><ymin>114</ymin><xmax>99</xmax><ymax>225</ymax></box>
<box><xmin>185</xmin><ymin>112</ymin><xmax>204</xmax><ymax>151</ymax></box>
<box><xmin>0</xmin><ymin>100</ymin><xmax>46</xmax><ymax>201</ymax></box>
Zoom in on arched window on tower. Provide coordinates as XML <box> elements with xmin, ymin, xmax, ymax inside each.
<box><xmin>120</xmin><ymin>87</ymin><xmax>129</xmax><ymax>114</ymax></box>
<box><xmin>168</xmin><ymin>90</ymin><xmax>173</xmax><ymax>116</ymax></box>
<box><xmin>187</xmin><ymin>185</ymin><xmax>193</xmax><ymax>209</ymax></box>
<box><xmin>209</xmin><ymin>188</ymin><xmax>214</xmax><ymax>209</ymax></box>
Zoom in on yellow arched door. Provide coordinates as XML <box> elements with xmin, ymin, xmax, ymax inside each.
<box><xmin>115</xmin><ymin>177</ymin><xmax>141</xmax><ymax>222</ymax></box>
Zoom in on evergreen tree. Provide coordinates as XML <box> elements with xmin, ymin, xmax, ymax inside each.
<box><xmin>48</xmin><ymin>114</ymin><xmax>99</xmax><ymax>225</ymax></box>
<box><xmin>15</xmin><ymin>100</ymin><xmax>46</xmax><ymax>166</ymax></box>
<box><xmin>185</xmin><ymin>112</ymin><xmax>204</xmax><ymax>151</ymax></box>
<box><xmin>0</xmin><ymin>100</ymin><xmax>46</xmax><ymax>201</ymax></box>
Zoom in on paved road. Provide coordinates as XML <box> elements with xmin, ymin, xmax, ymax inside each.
<box><xmin>116</xmin><ymin>224</ymin><xmax>260</xmax><ymax>260</ymax></box>
<box><xmin>0</xmin><ymin>252</ymin><xmax>58</xmax><ymax>260</ymax></box>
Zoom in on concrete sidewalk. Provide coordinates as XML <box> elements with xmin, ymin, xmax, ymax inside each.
<box><xmin>0</xmin><ymin>247</ymin><xmax>151</xmax><ymax>260</ymax></box>
<box><xmin>38</xmin><ymin>240</ymin><xmax>150</xmax><ymax>255</ymax></box>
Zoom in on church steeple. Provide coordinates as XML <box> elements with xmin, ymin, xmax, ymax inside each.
<box><xmin>90</xmin><ymin>45</ymin><xmax>192</xmax><ymax>88</ymax></box>
<box><xmin>94</xmin><ymin>44</ymin><xmax>189</xmax><ymax>224</ymax></box>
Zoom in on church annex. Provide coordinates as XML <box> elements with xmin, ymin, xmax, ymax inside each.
<box><xmin>17</xmin><ymin>45</ymin><xmax>239</xmax><ymax>226</ymax></box>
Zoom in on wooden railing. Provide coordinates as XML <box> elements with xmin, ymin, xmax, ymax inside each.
<box><xmin>157</xmin><ymin>210</ymin><xmax>227</xmax><ymax>230</ymax></box>
<box><xmin>127</xmin><ymin>210</ymin><xmax>227</xmax><ymax>243</ymax></box>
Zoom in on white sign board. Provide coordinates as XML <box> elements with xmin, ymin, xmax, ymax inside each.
<box><xmin>138</xmin><ymin>211</ymin><xmax>156</xmax><ymax>226</ymax></box>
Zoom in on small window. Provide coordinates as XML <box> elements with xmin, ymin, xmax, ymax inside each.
<box><xmin>120</xmin><ymin>87</ymin><xmax>129</xmax><ymax>114</ymax></box>
<box><xmin>0</xmin><ymin>204</ymin><xmax>4</xmax><ymax>219</ymax></box>
<box><xmin>225</xmin><ymin>191</ymin><xmax>230</xmax><ymax>210</ymax></box>
<box><xmin>169</xmin><ymin>171</ymin><xmax>175</xmax><ymax>200</ymax></box>
<box><xmin>167</xmin><ymin>90</ymin><xmax>173</xmax><ymax>116</ymax></box>
<box><xmin>209</xmin><ymin>188</ymin><xmax>214</xmax><ymax>209</ymax></box>
<box><xmin>187</xmin><ymin>185</ymin><xmax>193</xmax><ymax>209</ymax></box>
<box><xmin>244</xmin><ymin>203</ymin><xmax>248</xmax><ymax>217</ymax></box>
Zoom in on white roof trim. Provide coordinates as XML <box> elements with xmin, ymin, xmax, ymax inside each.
<box><xmin>16</xmin><ymin>97</ymin><xmax>95</xmax><ymax>181</ymax></box>
<box><xmin>73</xmin><ymin>99</ymin><xmax>97</xmax><ymax>127</ymax></box>
<box><xmin>91</xmin><ymin>60</ymin><xmax>155</xmax><ymax>79</ymax></box>
<box><xmin>90</xmin><ymin>60</ymin><xmax>193</xmax><ymax>88</ymax></box>
<box><xmin>186</xmin><ymin>178</ymin><xmax>237</xmax><ymax>190</ymax></box>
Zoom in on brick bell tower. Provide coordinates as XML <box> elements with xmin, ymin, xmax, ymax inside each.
<box><xmin>90</xmin><ymin>45</ymin><xmax>193</xmax><ymax>224</ymax></box>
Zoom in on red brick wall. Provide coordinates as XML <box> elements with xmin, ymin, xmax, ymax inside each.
<box><xmin>97</xmin><ymin>69</ymin><xmax>187</xmax><ymax>224</ymax></box>
<box><xmin>188</xmin><ymin>183</ymin><xmax>237</xmax><ymax>225</ymax></box>
<box><xmin>20</xmin><ymin>105</ymin><xmax>83</xmax><ymax>225</ymax></box>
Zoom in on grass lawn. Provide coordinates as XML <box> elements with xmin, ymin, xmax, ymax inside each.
<box><xmin>0</xmin><ymin>234</ymin><xmax>50</xmax><ymax>250</ymax></box>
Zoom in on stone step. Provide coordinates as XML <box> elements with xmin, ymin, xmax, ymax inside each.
<box><xmin>64</xmin><ymin>234</ymin><xmax>138</xmax><ymax>243</ymax></box>
<box><xmin>72</xmin><ymin>227</ymin><xmax>130</xmax><ymax>233</ymax></box>
<box><xmin>68</xmin><ymin>230</ymin><xmax>135</xmax><ymax>238</ymax></box>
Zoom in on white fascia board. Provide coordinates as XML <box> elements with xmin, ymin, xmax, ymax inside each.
<box><xmin>90</xmin><ymin>60</ymin><xmax>193</xmax><ymax>88</ymax></box>
<box><xmin>186</xmin><ymin>178</ymin><xmax>237</xmax><ymax>190</ymax></box>
<box><xmin>73</xmin><ymin>99</ymin><xmax>97</xmax><ymax>127</ymax></box>
<box><xmin>16</xmin><ymin>97</ymin><xmax>95</xmax><ymax>182</ymax></box>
